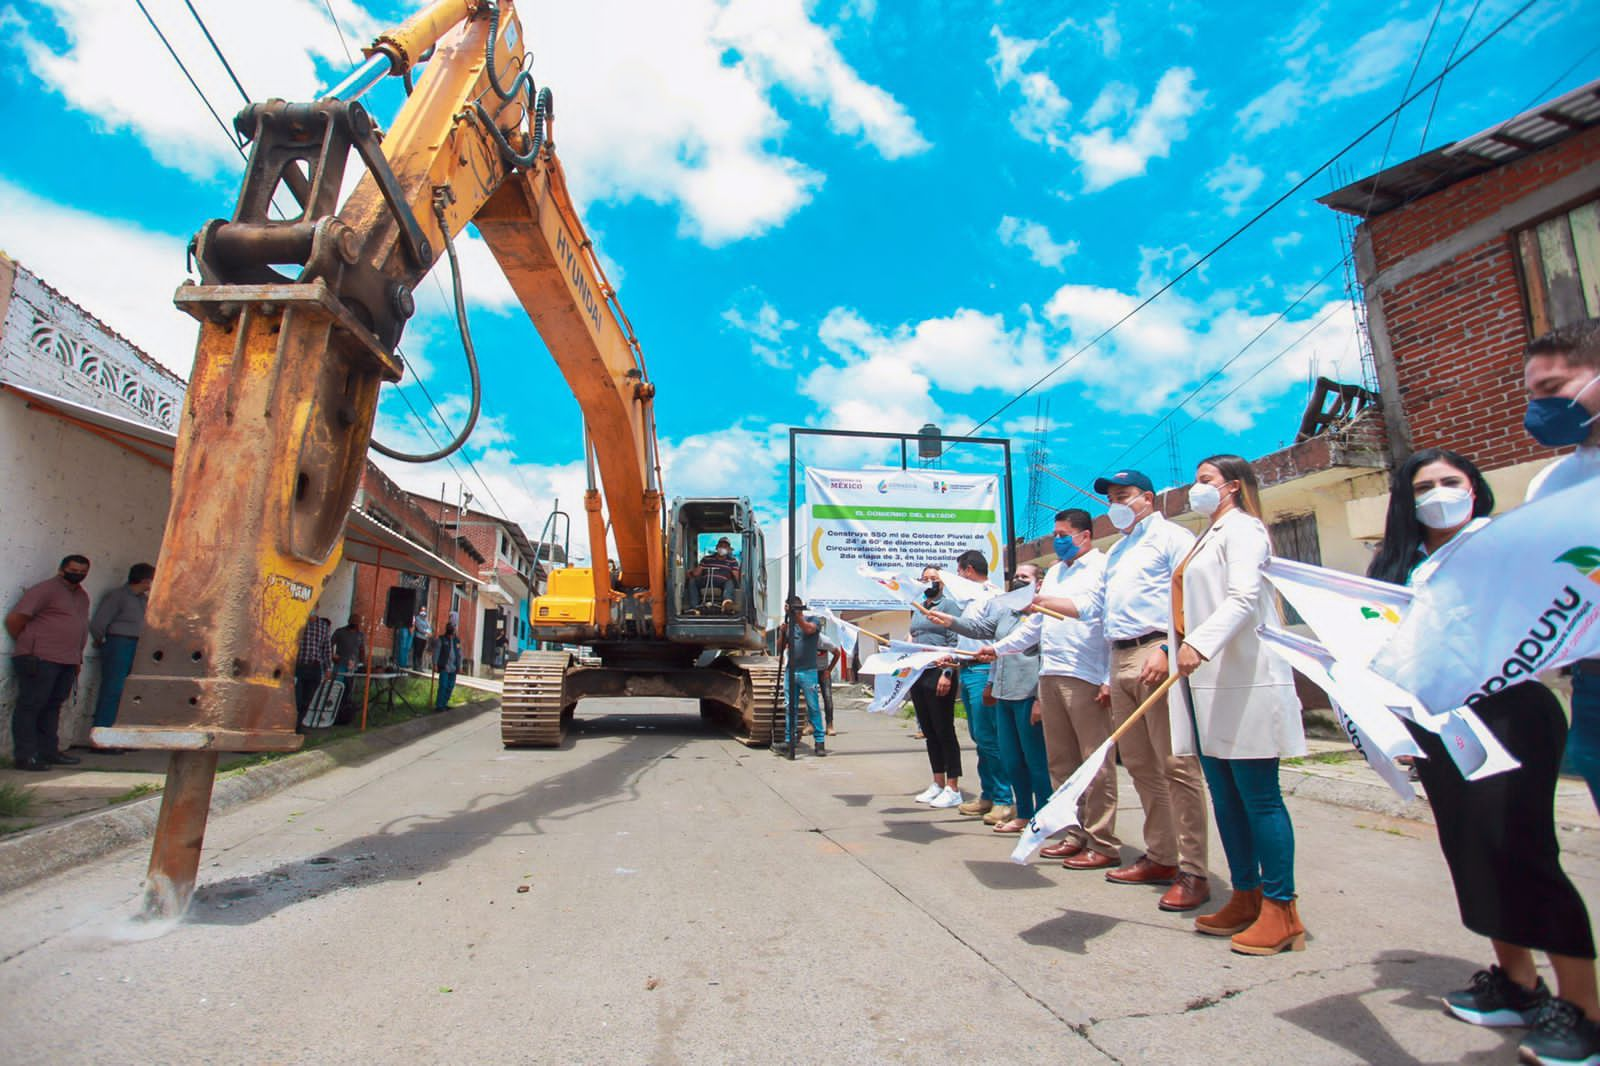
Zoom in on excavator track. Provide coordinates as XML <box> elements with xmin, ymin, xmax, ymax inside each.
<box><xmin>739</xmin><ymin>659</ymin><xmax>784</xmax><ymax>748</ymax></box>
<box><xmin>501</xmin><ymin>651</ymin><xmax>572</xmax><ymax>748</ymax></box>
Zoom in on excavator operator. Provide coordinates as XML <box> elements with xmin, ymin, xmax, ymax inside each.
<box><xmin>688</xmin><ymin>537</ymin><xmax>741</xmax><ymax>612</ymax></box>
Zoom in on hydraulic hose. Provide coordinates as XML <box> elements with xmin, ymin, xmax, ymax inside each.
<box><xmin>368</xmin><ymin>198</ymin><xmax>481</xmax><ymax>463</ymax></box>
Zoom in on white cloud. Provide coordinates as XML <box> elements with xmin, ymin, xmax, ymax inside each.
<box><xmin>1272</xmin><ymin>232</ymin><xmax>1304</xmax><ymax>256</ymax></box>
<box><xmin>1205</xmin><ymin>154</ymin><xmax>1265</xmax><ymax>216</ymax></box>
<box><xmin>997</xmin><ymin>216</ymin><xmax>1079</xmax><ymax>269</ymax></box>
<box><xmin>17</xmin><ymin>0</ymin><xmax>924</xmax><ymax>247</ymax></box>
<box><xmin>0</xmin><ymin>178</ymin><xmax>197</xmax><ymax>378</ymax></box>
<box><xmin>14</xmin><ymin>0</ymin><xmax>379</xmax><ymax>180</ymax></box>
<box><xmin>988</xmin><ymin>27</ymin><xmax>1071</xmax><ymax>148</ymax></box>
<box><xmin>1237</xmin><ymin>78</ymin><xmax>1308</xmax><ymax>139</ymax></box>
<box><xmin>528</xmin><ymin>0</ymin><xmax>925</xmax><ymax>244</ymax></box>
<box><xmin>1084</xmin><ymin>82</ymin><xmax>1139</xmax><ymax>126</ymax></box>
<box><xmin>1069</xmin><ymin>68</ymin><xmax>1204</xmax><ymax>192</ymax></box>
<box><xmin>722</xmin><ymin>291</ymin><xmax>800</xmax><ymax>368</ymax></box>
<box><xmin>1095</xmin><ymin>12</ymin><xmax>1121</xmax><ymax>59</ymax></box>
<box><xmin>715</xmin><ymin>0</ymin><xmax>928</xmax><ymax>160</ymax></box>
<box><xmin>1235</xmin><ymin>14</ymin><xmax>1434</xmax><ymax>140</ymax></box>
<box><xmin>1040</xmin><ymin>281</ymin><xmax>1362</xmax><ymax>432</ymax></box>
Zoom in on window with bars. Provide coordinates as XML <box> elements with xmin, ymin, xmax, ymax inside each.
<box><xmin>1517</xmin><ymin>198</ymin><xmax>1600</xmax><ymax>335</ymax></box>
<box><xmin>1269</xmin><ymin>513</ymin><xmax>1322</xmax><ymax>625</ymax></box>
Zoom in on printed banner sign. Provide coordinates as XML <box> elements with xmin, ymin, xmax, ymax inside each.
<box><xmin>804</xmin><ymin>467</ymin><xmax>1003</xmax><ymax>610</ymax></box>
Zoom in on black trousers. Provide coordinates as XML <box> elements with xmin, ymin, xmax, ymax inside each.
<box><xmin>1407</xmin><ymin>681</ymin><xmax>1595</xmax><ymax>959</ymax></box>
<box><xmin>819</xmin><ymin>668</ymin><xmax>834</xmax><ymax>727</ymax></box>
<box><xmin>11</xmin><ymin>655</ymin><xmax>78</xmax><ymax>763</ymax></box>
<box><xmin>294</xmin><ymin>663</ymin><xmax>324</xmax><ymax>718</ymax></box>
<box><xmin>911</xmin><ymin>669</ymin><xmax>961</xmax><ymax>778</ymax></box>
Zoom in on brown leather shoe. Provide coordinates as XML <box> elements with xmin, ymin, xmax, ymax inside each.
<box><xmin>1194</xmin><ymin>888</ymin><xmax>1263</xmax><ymax>936</ymax></box>
<box><xmin>1039</xmin><ymin>840</ymin><xmax>1083</xmax><ymax>859</ymax></box>
<box><xmin>1106</xmin><ymin>856</ymin><xmax>1178</xmax><ymax>885</ymax></box>
<box><xmin>1231</xmin><ymin>897</ymin><xmax>1306</xmax><ymax>955</ymax></box>
<box><xmin>1063</xmin><ymin>849</ymin><xmax>1117</xmax><ymax>870</ymax></box>
<box><xmin>1158</xmin><ymin>873</ymin><xmax>1212</xmax><ymax>912</ymax></box>
<box><xmin>958</xmin><ymin>797</ymin><xmax>994</xmax><ymax>817</ymax></box>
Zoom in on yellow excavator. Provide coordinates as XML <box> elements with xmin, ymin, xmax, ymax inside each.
<box><xmin>93</xmin><ymin>0</ymin><xmax>779</xmax><ymax>914</ymax></box>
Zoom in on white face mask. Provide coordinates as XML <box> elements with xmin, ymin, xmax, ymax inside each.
<box><xmin>1188</xmin><ymin>482</ymin><xmax>1222</xmax><ymax>517</ymax></box>
<box><xmin>1107</xmin><ymin>502</ymin><xmax>1138</xmax><ymax>532</ymax></box>
<box><xmin>1415</xmin><ymin>485</ymin><xmax>1474</xmax><ymax>530</ymax></box>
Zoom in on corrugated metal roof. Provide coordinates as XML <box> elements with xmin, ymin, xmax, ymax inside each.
<box><xmin>1319</xmin><ymin>76</ymin><xmax>1600</xmax><ymax>219</ymax></box>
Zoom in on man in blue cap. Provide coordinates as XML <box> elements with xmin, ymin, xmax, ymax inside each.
<box><xmin>1091</xmin><ymin>469</ymin><xmax>1209</xmax><ymax>912</ymax></box>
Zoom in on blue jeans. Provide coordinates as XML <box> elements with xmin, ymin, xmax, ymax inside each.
<box><xmin>960</xmin><ymin>664</ymin><xmax>1011</xmax><ymax>804</ymax></box>
<box><xmin>1568</xmin><ymin>667</ymin><xmax>1600</xmax><ymax>812</ymax></box>
<box><xmin>395</xmin><ymin>628</ymin><xmax>413</xmax><ymax>671</ymax></box>
<box><xmin>1197</xmin><ymin>755</ymin><xmax>1296</xmax><ymax>900</ymax></box>
<box><xmin>436</xmin><ymin>671</ymin><xmax>457</xmax><ymax>709</ymax></box>
<box><xmin>95</xmin><ymin>635</ymin><xmax>138</xmax><ymax>728</ymax></box>
<box><xmin>787</xmin><ymin>668</ymin><xmax>825</xmax><ymax>744</ymax></box>
<box><xmin>994</xmin><ymin>697</ymin><xmax>1051</xmax><ymax>820</ymax></box>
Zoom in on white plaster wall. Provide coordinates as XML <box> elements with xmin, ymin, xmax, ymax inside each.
<box><xmin>319</xmin><ymin>560</ymin><xmax>357</xmax><ymax>627</ymax></box>
<box><xmin>0</xmin><ymin>390</ymin><xmax>171</xmax><ymax>755</ymax></box>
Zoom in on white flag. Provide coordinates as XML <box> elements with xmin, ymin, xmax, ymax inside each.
<box><xmin>1261</xmin><ymin>557</ymin><xmax>1414</xmax><ymax>666</ymax></box>
<box><xmin>1010</xmin><ymin>738</ymin><xmax>1114</xmax><ymax>864</ymax></box>
<box><xmin>991</xmin><ymin>583</ymin><xmax>1038</xmax><ymax>613</ymax></box>
<box><xmin>855</xmin><ymin>563</ymin><xmax>924</xmax><ymax>608</ymax></box>
<box><xmin>816</xmin><ymin>607</ymin><xmax>860</xmax><ymax>659</ymax></box>
<box><xmin>1370</xmin><ymin>477</ymin><xmax>1600</xmax><ymax>714</ymax></box>
<box><xmin>868</xmin><ymin>665</ymin><xmax>927</xmax><ymax>713</ymax></box>
<box><xmin>1257</xmin><ymin>626</ymin><xmax>1419</xmax><ymax>799</ymax></box>
<box><xmin>1257</xmin><ymin>624</ymin><xmax>1519</xmax><ymax>783</ymax></box>
<box><xmin>932</xmin><ymin>568</ymin><xmax>1000</xmax><ymax>605</ymax></box>
<box><xmin>859</xmin><ymin>647</ymin><xmax>950</xmax><ymax>677</ymax></box>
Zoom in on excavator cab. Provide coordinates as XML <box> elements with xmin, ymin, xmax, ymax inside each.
<box><xmin>665</xmin><ymin>497</ymin><xmax>766</xmax><ymax>649</ymax></box>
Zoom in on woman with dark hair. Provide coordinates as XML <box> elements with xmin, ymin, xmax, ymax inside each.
<box><xmin>1368</xmin><ymin>448</ymin><xmax>1599</xmax><ymax>1065</ymax></box>
<box><xmin>1168</xmin><ymin>454</ymin><xmax>1307</xmax><ymax>955</ymax></box>
<box><xmin>1366</xmin><ymin>447</ymin><xmax>1496</xmax><ymax>584</ymax></box>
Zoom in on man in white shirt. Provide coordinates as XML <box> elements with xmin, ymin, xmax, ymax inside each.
<box><xmin>1524</xmin><ymin>319</ymin><xmax>1600</xmax><ymax>811</ymax></box>
<box><xmin>940</xmin><ymin>550</ymin><xmax>1013</xmax><ymax>821</ymax></box>
<box><xmin>980</xmin><ymin>508</ymin><xmax>1119</xmax><ymax>868</ymax></box>
<box><xmin>1092</xmin><ymin>469</ymin><xmax>1209</xmax><ymax>912</ymax></box>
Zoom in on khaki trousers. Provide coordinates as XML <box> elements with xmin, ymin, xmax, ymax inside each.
<box><xmin>1109</xmin><ymin>643</ymin><xmax>1208</xmax><ymax>876</ymax></box>
<box><xmin>1037</xmin><ymin>674</ymin><xmax>1120</xmax><ymax>857</ymax></box>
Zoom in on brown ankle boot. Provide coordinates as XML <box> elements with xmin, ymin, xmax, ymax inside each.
<box><xmin>1231</xmin><ymin>897</ymin><xmax>1306</xmax><ymax>955</ymax></box>
<box><xmin>1194</xmin><ymin>888</ymin><xmax>1262</xmax><ymax>937</ymax></box>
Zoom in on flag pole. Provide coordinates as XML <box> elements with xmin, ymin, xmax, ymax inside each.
<box><xmin>1107</xmin><ymin>673</ymin><xmax>1180</xmax><ymax>744</ymax></box>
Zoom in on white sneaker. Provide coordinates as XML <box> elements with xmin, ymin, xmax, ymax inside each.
<box><xmin>913</xmin><ymin>783</ymin><xmax>942</xmax><ymax>803</ymax></box>
<box><xmin>929</xmin><ymin>787</ymin><xmax>963</xmax><ymax>809</ymax></box>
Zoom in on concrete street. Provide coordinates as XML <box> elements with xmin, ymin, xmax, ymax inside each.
<box><xmin>3</xmin><ymin>697</ymin><xmax>1597</xmax><ymax>1065</ymax></box>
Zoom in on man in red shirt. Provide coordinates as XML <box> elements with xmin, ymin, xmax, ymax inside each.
<box><xmin>6</xmin><ymin>555</ymin><xmax>92</xmax><ymax>770</ymax></box>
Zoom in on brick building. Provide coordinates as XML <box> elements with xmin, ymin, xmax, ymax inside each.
<box><xmin>1320</xmin><ymin>76</ymin><xmax>1600</xmax><ymax>488</ymax></box>
<box><xmin>349</xmin><ymin>465</ymin><xmax>487</xmax><ymax>673</ymax></box>
<box><xmin>0</xmin><ymin>251</ymin><xmax>483</xmax><ymax>753</ymax></box>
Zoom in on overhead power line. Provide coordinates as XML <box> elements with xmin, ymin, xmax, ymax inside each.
<box><xmin>1091</xmin><ymin>255</ymin><xmax>1351</xmax><ymax>481</ymax></box>
<box><xmin>182</xmin><ymin>0</ymin><xmax>251</xmax><ymax>105</ymax></box>
<box><xmin>134</xmin><ymin>0</ymin><xmax>244</xmax><ymax>156</ymax></box>
<box><xmin>1420</xmin><ymin>0</ymin><xmax>1483</xmax><ymax>152</ymax></box>
<box><xmin>964</xmin><ymin>0</ymin><xmax>1542</xmax><ymax>439</ymax></box>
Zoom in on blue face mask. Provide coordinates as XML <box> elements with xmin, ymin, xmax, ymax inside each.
<box><xmin>1053</xmin><ymin>534</ymin><xmax>1082</xmax><ymax>562</ymax></box>
<box><xmin>1525</xmin><ymin>376</ymin><xmax>1600</xmax><ymax>447</ymax></box>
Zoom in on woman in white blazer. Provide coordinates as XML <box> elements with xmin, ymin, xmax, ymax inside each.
<box><xmin>1168</xmin><ymin>454</ymin><xmax>1306</xmax><ymax>956</ymax></box>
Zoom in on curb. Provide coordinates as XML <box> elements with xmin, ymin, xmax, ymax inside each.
<box><xmin>1279</xmin><ymin>764</ymin><xmax>1432</xmax><ymax>823</ymax></box>
<box><xmin>0</xmin><ymin>698</ymin><xmax>499</xmax><ymax>896</ymax></box>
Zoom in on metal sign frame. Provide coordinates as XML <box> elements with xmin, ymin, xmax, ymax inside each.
<box><xmin>777</xmin><ymin>427</ymin><xmax>1017</xmax><ymax>760</ymax></box>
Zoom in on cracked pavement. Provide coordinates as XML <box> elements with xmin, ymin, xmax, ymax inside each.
<box><xmin>1</xmin><ymin>695</ymin><xmax>1595</xmax><ymax>1063</ymax></box>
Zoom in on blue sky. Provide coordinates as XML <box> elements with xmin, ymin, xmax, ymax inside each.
<box><xmin>2</xmin><ymin>0</ymin><xmax>1596</xmax><ymax>560</ymax></box>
